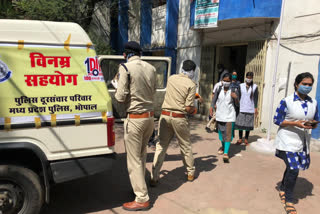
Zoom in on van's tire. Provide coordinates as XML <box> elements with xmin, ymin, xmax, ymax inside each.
<box><xmin>0</xmin><ymin>165</ymin><xmax>43</xmax><ymax>214</ymax></box>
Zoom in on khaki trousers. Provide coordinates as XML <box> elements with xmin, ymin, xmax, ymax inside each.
<box><xmin>152</xmin><ymin>115</ymin><xmax>195</xmax><ymax>181</ymax></box>
<box><xmin>124</xmin><ymin>117</ymin><xmax>154</xmax><ymax>203</ymax></box>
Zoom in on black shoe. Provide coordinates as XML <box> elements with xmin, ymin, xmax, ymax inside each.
<box><xmin>223</xmin><ymin>154</ymin><xmax>230</xmax><ymax>163</ymax></box>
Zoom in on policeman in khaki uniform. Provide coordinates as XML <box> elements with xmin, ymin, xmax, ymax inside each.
<box><xmin>151</xmin><ymin>60</ymin><xmax>197</xmax><ymax>185</ymax></box>
<box><xmin>114</xmin><ymin>41</ymin><xmax>156</xmax><ymax>211</ymax></box>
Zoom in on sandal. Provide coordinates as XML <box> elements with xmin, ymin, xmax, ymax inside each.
<box><xmin>244</xmin><ymin>139</ymin><xmax>249</xmax><ymax>146</ymax></box>
<box><xmin>218</xmin><ymin>148</ymin><xmax>224</xmax><ymax>155</ymax></box>
<box><xmin>235</xmin><ymin>139</ymin><xmax>242</xmax><ymax>145</ymax></box>
<box><xmin>284</xmin><ymin>202</ymin><xmax>297</xmax><ymax>214</ymax></box>
<box><xmin>279</xmin><ymin>191</ymin><xmax>286</xmax><ymax>206</ymax></box>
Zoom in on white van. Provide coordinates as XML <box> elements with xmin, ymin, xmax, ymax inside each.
<box><xmin>0</xmin><ymin>20</ymin><xmax>115</xmax><ymax>214</ymax></box>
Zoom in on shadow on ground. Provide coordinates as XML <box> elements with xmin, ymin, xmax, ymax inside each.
<box><xmin>148</xmin><ymin>154</ymin><xmax>218</xmax><ymax>205</ymax></box>
<box><xmin>226</xmin><ymin>134</ymin><xmax>262</xmax><ymax>159</ymax></box>
<box><xmin>41</xmin><ymin>153</ymin><xmax>132</xmax><ymax>214</ymax></box>
<box><xmin>42</xmin><ymin>153</ymin><xmax>217</xmax><ymax>214</ymax></box>
<box><xmin>229</xmin><ymin>144</ymin><xmax>247</xmax><ymax>159</ymax></box>
<box><xmin>249</xmin><ymin>135</ymin><xmax>263</xmax><ymax>143</ymax></box>
<box><xmin>275</xmin><ymin>177</ymin><xmax>314</xmax><ymax>203</ymax></box>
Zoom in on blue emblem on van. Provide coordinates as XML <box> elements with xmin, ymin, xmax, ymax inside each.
<box><xmin>0</xmin><ymin>60</ymin><xmax>12</xmax><ymax>83</ymax></box>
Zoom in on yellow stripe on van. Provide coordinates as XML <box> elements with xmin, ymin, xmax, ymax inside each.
<box><xmin>51</xmin><ymin>114</ymin><xmax>57</xmax><ymax>127</ymax></box>
<box><xmin>35</xmin><ymin>117</ymin><xmax>41</xmax><ymax>128</ymax></box>
<box><xmin>18</xmin><ymin>40</ymin><xmax>24</xmax><ymax>49</ymax></box>
<box><xmin>75</xmin><ymin>115</ymin><xmax>80</xmax><ymax>126</ymax></box>
<box><xmin>87</xmin><ymin>42</ymin><xmax>92</xmax><ymax>53</ymax></box>
<box><xmin>64</xmin><ymin>34</ymin><xmax>71</xmax><ymax>51</ymax></box>
<box><xmin>4</xmin><ymin>117</ymin><xmax>11</xmax><ymax>131</ymax></box>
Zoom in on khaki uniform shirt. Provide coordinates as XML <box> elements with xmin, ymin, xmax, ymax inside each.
<box><xmin>162</xmin><ymin>73</ymin><xmax>196</xmax><ymax>114</ymax></box>
<box><xmin>115</xmin><ymin>56</ymin><xmax>156</xmax><ymax>114</ymax></box>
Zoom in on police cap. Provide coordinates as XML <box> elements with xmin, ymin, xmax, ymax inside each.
<box><xmin>124</xmin><ymin>41</ymin><xmax>142</xmax><ymax>53</ymax></box>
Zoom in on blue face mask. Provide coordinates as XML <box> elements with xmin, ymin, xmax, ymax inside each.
<box><xmin>298</xmin><ymin>85</ymin><xmax>312</xmax><ymax>95</ymax></box>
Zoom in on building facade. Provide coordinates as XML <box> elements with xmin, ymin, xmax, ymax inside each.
<box><xmin>108</xmin><ymin>0</ymin><xmax>320</xmax><ymax>138</ymax></box>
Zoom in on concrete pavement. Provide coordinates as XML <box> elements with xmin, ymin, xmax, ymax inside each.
<box><xmin>42</xmin><ymin>119</ymin><xmax>320</xmax><ymax>214</ymax></box>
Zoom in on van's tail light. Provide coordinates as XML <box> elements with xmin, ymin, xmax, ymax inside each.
<box><xmin>107</xmin><ymin>116</ymin><xmax>115</xmax><ymax>147</ymax></box>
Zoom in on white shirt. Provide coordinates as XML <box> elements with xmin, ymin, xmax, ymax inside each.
<box><xmin>239</xmin><ymin>83</ymin><xmax>257</xmax><ymax>113</ymax></box>
<box><xmin>215</xmin><ymin>87</ymin><xmax>236</xmax><ymax>122</ymax></box>
<box><xmin>274</xmin><ymin>94</ymin><xmax>317</xmax><ymax>153</ymax></box>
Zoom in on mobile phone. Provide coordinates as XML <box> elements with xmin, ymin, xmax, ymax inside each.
<box><xmin>304</xmin><ymin>121</ymin><xmax>320</xmax><ymax>126</ymax></box>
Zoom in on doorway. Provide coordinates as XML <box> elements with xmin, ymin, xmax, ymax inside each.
<box><xmin>199</xmin><ymin>41</ymin><xmax>267</xmax><ymax>127</ymax></box>
<box><xmin>215</xmin><ymin>45</ymin><xmax>247</xmax><ymax>83</ymax></box>
<box><xmin>215</xmin><ymin>41</ymin><xmax>267</xmax><ymax>127</ymax></box>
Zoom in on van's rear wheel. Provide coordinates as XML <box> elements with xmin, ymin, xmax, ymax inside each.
<box><xmin>0</xmin><ymin>165</ymin><xmax>43</xmax><ymax>214</ymax></box>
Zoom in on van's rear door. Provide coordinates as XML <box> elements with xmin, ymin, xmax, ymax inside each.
<box><xmin>98</xmin><ymin>56</ymin><xmax>171</xmax><ymax>119</ymax></box>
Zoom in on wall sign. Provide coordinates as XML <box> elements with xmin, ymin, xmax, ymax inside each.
<box><xmin>194</xmin><ymin>0</ymin><xmax>220</xmax><ymax>29</ymax></box>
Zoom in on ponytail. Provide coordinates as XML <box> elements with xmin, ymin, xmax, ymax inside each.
<box><xmin>246</xmin><ymin>72</ymin><xmax>254</xmax><ymax>100</ymax></box>
<box><xmin>250</xmin><ymin>84</ymin><xmax>254</xmax><ymax>100</ymax></box>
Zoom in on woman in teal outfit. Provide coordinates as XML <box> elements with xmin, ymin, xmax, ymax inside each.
<box><xmin>211</xmin><ymin>73</ymin><xmax>239</xmax><ymax>162</ymax></box>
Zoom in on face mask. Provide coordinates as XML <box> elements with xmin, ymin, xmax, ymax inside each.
<box><xmin>245</xmin><ymin>78</ymin><xmax>253</xmax><ymax>83</ymax></box>
<box><xmin>298</xmin><ymin>85</ymin><xmax>312</xmax><ymax>95</ymax></box>
<box><xmin>183</xmin><ymin>70</ymin><xmax>195</xmax><ymax>79</ymax></box>
<box><xmin>222</xmin><ymin>81</ymin><xmax>230</xmax><ymax>87</ymax></box>
<box><xmin>232</xmin><ymin>75</ymin><xmax>237</xmax><ymax>80</ymax></box>
<box><xmin>126</xmin><ymin>53</ymin><xmax>135</xmax><ymax>62</ymax></box>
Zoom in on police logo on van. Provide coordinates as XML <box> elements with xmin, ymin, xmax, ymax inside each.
<box><xmin>0</xmin><ymin>60</ymin><xmax>12</xmax><ymax>83</ymax></box>
<box><xmin>83</xmin><ymin>57</ymin><xmax>104</xmax><ymax>82</ymax></box>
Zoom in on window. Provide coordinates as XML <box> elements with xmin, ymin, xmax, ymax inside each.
<box><xmin>100</xmin><ymin>58</ymin><xmax>168</xmax><ymax>89</ymax></box>
<box><xmin>100</xmin><ymin>59</ymin><xmax>125</xmax><ymax>90</ymax></box>
<box><xmin>147</xmin><ymin>60</ymin><xmax>168</xmax><ymax>89</ymax></box>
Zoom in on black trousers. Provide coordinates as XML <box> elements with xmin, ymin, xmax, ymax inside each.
<box><xmin>277</xmin><ymin>150</ymin><xmax>299</xmax><ymax>203</ymax></box>
<box><xmin>239</xmin><ymin>130</ymin><xmax>250</xmax><ymax>139</ymax></box>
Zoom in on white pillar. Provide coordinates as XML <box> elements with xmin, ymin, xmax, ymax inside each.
<box><xmin>267</xmin><ymin>0</ymin><xmax>286</xmax><ymax>141</ymax></box>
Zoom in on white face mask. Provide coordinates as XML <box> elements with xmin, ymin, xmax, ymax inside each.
<box><xmin>182</xmin><ymin>69</ymin><xmax>195</xmax><ymax>79</ymax></box>
<box><xmin>245</xmin><ymin>78</ymin><xmax>253</xmax><ymax>83</ymax></box>
<box><xmin>222</xmin><ymin>81</ymin><xmax>231</xmax><ymax>87</ymax></box>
